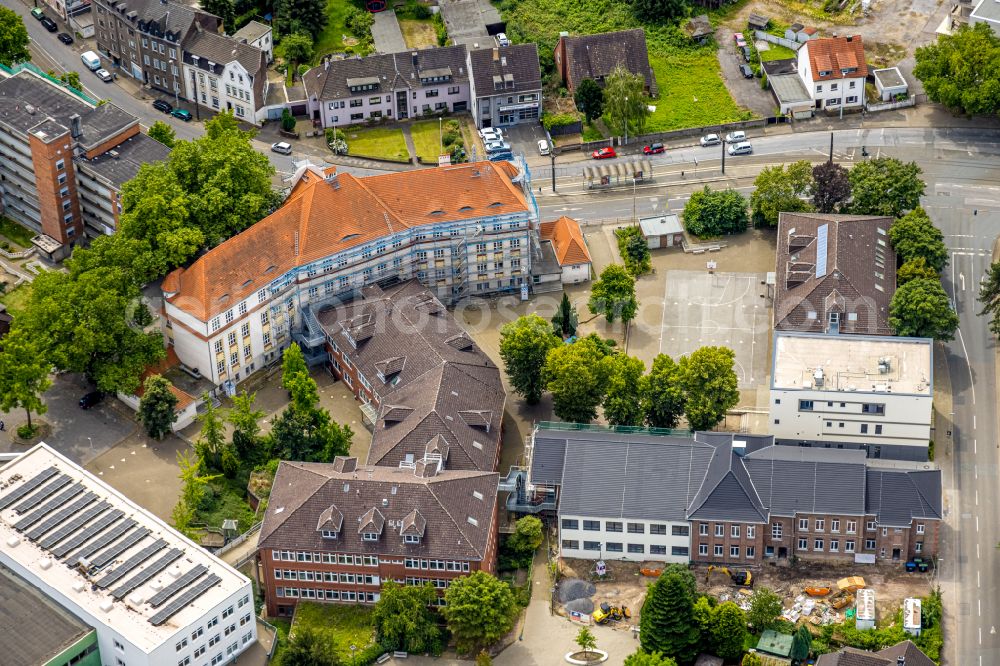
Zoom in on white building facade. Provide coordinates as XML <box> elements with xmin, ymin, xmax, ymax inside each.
<box><xmin>797</xmin><ymin>35</ymin><xmax>867</xmax><ymax>110</ymax></box>
<box><xmin>559</xmin><ymin>515</ymin><xmax>691</xmax><ymax>563</ymax></box>
<box><xmin>769</xmin><ymin>332</ymin><xmax>933</xmax><ymax>461</ymax></box>
<box><xmin>0</xmin><ymin>444</ymin><xmax>256</xmax><ymax>666</ymax></box>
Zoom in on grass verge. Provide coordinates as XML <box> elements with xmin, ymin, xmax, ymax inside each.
<box><xmin>400</xmin><ymin>18</ymin><xmax>438</xmax><ymax>49</ymax></box>
<box><xmin>644</xmin><ymin>51</ymin><xmax>749</xmax><ymax>132</ymax></box>
<box><xmin>345</xmin><ymin>127</ymin><xmax>411</xmax><ymax>162</ymax></box>
<box><xmin>410</xmin><ymin>119</ymin><xmax>448</xmax><ymax>162</ymax></box>
<box><xmin>0</xmin><ymin>282</ymin><xmax>33</xmax><ymax>316</ymax></box>
<box><xmin>0</xmin><ymin>216</ymin><xmax>34</xmax><ymax>248</ymax></box>
<box><xmin>312</xmin><ymin>0</ymin><xmax>371</xmax><ymax>62</ymax></box>
<box><xmin>759</xmin><ymin>43</ymin><xmax>797</xmax><ymax>61</ymax></box>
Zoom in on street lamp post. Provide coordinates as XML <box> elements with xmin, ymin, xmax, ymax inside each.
<box><xmin>550</xmin><ymin>150</ymin><xmax>556</xmax><ymax>193</ymax></box>
<box><xmin>721</xmin><ymin>133</ymin><xmax>726</xmax><ymax>175</ymax></box>
<box><xmin>623</xmin><ymin>96</ymin><xmax>628</xmax><ymax>146</ymax></box>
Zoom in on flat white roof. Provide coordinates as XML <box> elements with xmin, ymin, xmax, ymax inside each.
<box><xmin>772</xmin><ymin>332</ymin><xmax>932</xmax><ymax>395</ymax></box>
<box><xmin>873</xmin><ymin>67</ymin><xmax>906</xmax><ymax>90</ymax></box>
<box><xmin>856</xmin><ymin>588</ymin><xmax>876</xmax><ymax>620</ymax></box>
<box><xmin>0</xmin><ymin>443</ymin><xmax>249</xmax><ymax>652</ymax></box>
<box><xmin>639</xmin><ymin>214</ymin><xmax>683</xmax><ymax>237</ymax></box>
<box><xmin>971</xmin><ymin>0</ymin><xmax>1000</xmax><ymax>23</ymax></box>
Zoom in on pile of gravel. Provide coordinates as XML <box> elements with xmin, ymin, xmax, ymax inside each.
<box><xmin>564</xmin><ymin>598</ymin><xmax>595</xmax><ymax>615</ymax></box>
<box><xmin>558</xmin><ymin>578</ymin><xmax>596</xmax><ymax>603</ymax></box>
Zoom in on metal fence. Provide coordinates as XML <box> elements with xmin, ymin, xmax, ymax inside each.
<box><xmin>536</xmin><ymin>421</ymin><xmax>693</xmax><ymax>437</ymax></box>
<box><xmin>0</xmin><ymin>62</ymin><xmax>98</xmax><ymax>105</ymax></box>
<box><xmin>753</xmin><ymin>30</ymin><xmax>802</xmax><ymax>51</ymax></box>
<box><xmin>866</xmin><ymin>97</ymin><xmax>917</xmax><ymax>113</ymax></box>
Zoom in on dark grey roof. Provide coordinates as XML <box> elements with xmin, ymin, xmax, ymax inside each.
<box><xmin>556</xmin><ymin>434</ymin><xmax>715</xmax><ymax>522</ymax></box>
<box><xmin>0</xmin><ymin>71</ymin><xmax>137</xmax><ymax>150</ymax></box>
<box><xmin>185</xmin><ymin>28</ymin><xmax>266</xmax><ymax>77</ymax></box>
<box><xmin>816</xmin><ymin>640</ymin><xmax>934</xmax><ymax>666</ymax></box>
<box><xmin>469</xmin><ymin>44</ymin><xmax>542</xmax><ymax>97</ymax></box>
<box><xmin>258</xmin><ymin>461</ymin><xmax>498</xmax><ymax>560</ymax></box>
<box><xmin>687</xmin><ymin>445</ymin><xmax>768</xmax><ymax>523</ymax></box>
<box><xmin>233</xmin><ymin>20</ymin><xmax>271</xmax><ymax>43</ymax></box>
<box><xmin>77</xmin><ymin>131</ymin><xmax>171</xmax><ymax>188</ymax></box>
<box><xmin>529</xmin><ymin>434</ymin><xmax>569</xmax><ymax>486</ymax></box>
<box><xmin>304</xmin><ymin>45</ymin><xmax>470</xmax><ymax>102</ymax></box>
<box><xmin>558</xmin><ymin>29</ymin><xmax>656</xmax><ymax>92</ymax></box>
<box><xmin>865</xmin><ymin>469</ymin><xmax>941</xmax><ymax>526</ymax></box>
<box><xmin>0</xmin><ymin>563</ymin><xmax>95</xmax><ymax>665</ymax></box>
<box><xmin>107</xmin><ymin>0</ymin><xmax>214</xmax><ymax>41</ymax></box>
<box><xmin>743</xmin><ymin>446</ymin><xmax>868</xmax><ymax>516</ymax></box>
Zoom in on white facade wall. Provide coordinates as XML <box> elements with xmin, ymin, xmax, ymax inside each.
<box><xmin>561</xmin><ymin>263</ymin><xmax>590</xmax><ymax>284</ymax></box>
<box><xmin>796</xmin><ymin>45</ymin><xmax>865</xmax><ymax>109</ymax></box>
<box><xmin>182</xmin><ymin>61</ymin><xmax>260</xmax><ymax>123</ymax></box>
<box><xmin>558</xmin><ymin>515</ymin><xmax>691</xmax><ymax>563</ymax></box>
<box><xmin>770</xmin><ymin>389</ymin><xmax>932</xmax><ymax>452</ymax></box>
<box><xmin>473</xmin><ymin>90</ymin><xmax>542</xmax><ymax>128</ymax></box>
<box><xmin>318</xmin><ymin>83</ymin><xmax>471</xmax><ymax>128</ymax></box>
<box><xmin>0</xmin><ymin>551</ymin><xmax>255</xmax><ymax>666</ymax></box>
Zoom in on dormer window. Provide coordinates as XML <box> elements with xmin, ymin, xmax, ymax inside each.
<box><xmin>819</xmin><ymin>70</ymin><xmax>832</xmax><ymax>77</ymax></box>
<box><xmin>362</xmin><ymin>532</ymin><xmax>379</xmax><ymax>542</ymax></box>
<box><xmin>404</xmin><ymin>534</ymin><xmax>421</xmax><ymax>544</ymax></box>
<box><xmin>321</xmin><ymin>530</ymin><xmax>338</xmax><ymax>539</ymax></box>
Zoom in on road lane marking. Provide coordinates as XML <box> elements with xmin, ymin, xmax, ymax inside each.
<box><xmin>980</xmin><ymin>627</ymin><xmax>983</xmax><ymax>645</ymax></box>
<box><xmin>974</xmin><ymin>414</ymin><xmax>977</xmax><ymax>430</ymax></box>
<box><xmin>977</xmin><ymin>515</ymin><xmax>980</xmax><ymax>531</ymax></box>
<box><xmin>977</xmin><ymin>543</ymin><xmax>980</xmax><ymax>559</ymax></box>
<box><xmin>976</xmin><ymin>488</ymin><xmax>979</xmax><ymax>505</ymax></box>
<box><xmin>979</xmin><ymin>599</ymin><xmax>982</xmax><ymax>616</ymax></box>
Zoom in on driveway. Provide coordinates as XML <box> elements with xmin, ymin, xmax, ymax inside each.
<box><xmin>715</xmin><ymin>29</ymin><xmax>780</xmax><ymax>118</ymax></box>
<box><xmin>372</xmin><ymin>10</ymin><xmax>407</xmax><ymax>54</ymax></box>
<box><xmin>438</xmin><ymin>0</ymin><xmax>500</xmax><ymax>48</ymax></box>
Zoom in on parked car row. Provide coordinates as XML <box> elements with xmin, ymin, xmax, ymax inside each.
<box><xmin>700</xmin><ymin>131</ymin><xmax>752</xmax><ymax>155</ymax></box>
<box><xmin>151</xmin><ymin>99</ymin><xmax>193</xmax><ymax>120</ymax></box>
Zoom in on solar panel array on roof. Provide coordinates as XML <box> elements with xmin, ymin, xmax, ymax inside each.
<box><xmin>149</xmin><ymin>574</ymin><xmax>222</xmax><ymax>626</ymax></box>
<box><xmin>0</xmin><ymin>467</ymin><xmax>58</xmax><ymax>509</ymax></box>
<box><xmin>40</xmin><ymin>501</ymin><xmax>111</xmax><ymax>549</ymax></box>
<box><xmin>815</xmin><ymin>223</ymin><xmax>828</xmax><ymax>278</ymax></box>
<box><xmin>14</xmin><ymin>483</ymin><xmax>84</xmax><ymax>530</ymax></box>
<box><xmin>69</xmin><ymin>519</ymin><xmax>136</xmax><ymax>562</ymax></box>
<box><xmin>51</xmin><ymin>509</ymin><xmax>123</xmax><ymax>558</ymax></box>
<box><xmin>27</xmin><ymin>492</ymin><xmax>98</xmax><ymax>540</ymax></box>
<box><xmin>112</xmin><ymin>548</ymin><xmax>183</xmax><ymax>599</ymax></box>
<box><xmin>12</xmin><ymin>474</ymin><xmax>70</xmax><ymax>513</ymax></box>
<box><xmin>96</xmin><ymin>539</ymin><xmax>167</xmax><ymax>588</ymax></box>
<box><xmin>148</xmin><ymin>564</ymin><xmax>208</xmax><ymax>607</ymax></box>
<box><xmin>89</xmin><ymin>528</ymin><xmax>151</xmax><ymax>569</ymax></box>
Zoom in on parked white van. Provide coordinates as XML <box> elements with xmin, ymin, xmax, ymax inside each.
<box><xmin>81</xmin><ymin>51</ymin><xmax>101</xmax><ymax>71</ymax></box>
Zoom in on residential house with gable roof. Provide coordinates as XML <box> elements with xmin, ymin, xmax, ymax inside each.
<box><xmin>232</xmin><ymin>20</ymin><xmax>273</xmax><ymax>63</ymax></box>
<box><xmin>257</xmin><ymin>456</ymin><xmax>500</xmax><ymax>615</ymax></box>
<box><xmin>467</xmin><ymin>44</ymin><xmax>542</xmax><ymax>129</ymax></box>
<box><xmin>181</xmin><ymin>27</ymin><xmax>269</xmax><ymax>124</ymax></box>
<box><xmin>539</xmin><ymin>216</ymin><xmax>591</xmax><ymax>283</ymax></box>
<box><xmin>524</xmin><ymin>423</ymin><xmax>941</xmax><ymax>565</ymax></box>
<box><xmin>303</xmin><ymin>46</ymin><xmax>471</xmax><ymax>128</ymax></box>
<box><xmin>816</xmin><ymin>640</ymin><xmax>935</xmax><ymax>666</ymax></box>
<box><xmin>553</xmin><ymin>29</ymin><xmax>657</xmax><ymax>95</ymax></box>
<box><xmin>797</xmin><ymin>35</ymin><xmax>868</xmax><ymax>110</ymax></box>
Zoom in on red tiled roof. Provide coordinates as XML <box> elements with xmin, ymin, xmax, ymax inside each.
<box><xmin>540</xmin><ymin>216</ymin><xmax>591</xmax><ymax>267</ymax></box>
<box><xmin>133</xmin><ymin>347</ymin><xmax>196</xmax><ymax>411</ymax></box>
<box><xmin>164</xmin><ymin>161</ymin><xmax>529</xmax><ymax>320</ymax></box>
<box><xmin>805</xmin><ymin>35</ymin><xmax>868</xmax><ymax>81</ymax></box>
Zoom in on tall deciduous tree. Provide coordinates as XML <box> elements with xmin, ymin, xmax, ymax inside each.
<box><xmin>0</xmin><ymin>6</ymin><xmax>30</xmax><ymax>67</ymax></box>
<box><xmin>889</xmin><ymin>277</ymin><xmax>959</xmax><ymax>340</ymax></box>
<box><xmin>747</xmin><ymin>587</ymin><xmax>782</xmax><ymax>632</ymax></box>
<box><xmin>603</xmin><ymin>353</ymin><xmax>646</xmax><ymax>426</ymax></box>
<box><xmin>275</xmin><ymin>0</ymin><xmax>327</xmax><ymax>38</ymax></box>
<box><xmin>138</xmin><ymin>374</ymin><xmax>178</xmax><ymax>440</ymax></box>
<box><xmin>683</xmin><ymin>186</ymin><xmax>749</xmax><ymax>237</ymax></box>
<box><xmin>888</xmin><ymin>207</ymin><xmax>949</xmax><ymax>272</ymax></box>
<box><xmin>229</xmin><ymin>390</ymin><xmax>266</xmax><ymax>465</ymax></box>
<box><xmin>641</xmin><ymin>353</ymin><xmax>685</xmax><ymax>428</ymax></box>
<box><xmin>0</xmin><ymin>326</ymin><xmax>51</xmax><ymax>430</ymax></box>
<box><xmin>849</xmin><ymin>158</ymin><xmax>925</xmax><ymax>218</ymax></box>
<box><xmin>282</xmin><ymin>343</ymin><xmax>310</xmax><ymax>389</ymax></box>
<box><xmin>978</xmin><ymin>262</ymin><xmax>1000</xmax><ymax>335</ymax></box>
<box><xmin>552</xmin><ymin>292</ymin><xmax>579</xmax><ymax>338</ymax></box>
<box><xmin>543</xmin><ymin>335</ymin><xmax>612</xmax><ymax>423</ymax></box>
<box><xmin>632</xmin><ymin>0</ymin><xmax>690</xmax><ymax>23</ymax></box>
<box><xmin>148</xmin><ymin>121</ymin><xmax>176</xmax><ymax>148</ymax></box>
<box><xmin>624</xmin><ymin>651</ymin><xmax>679</xmax><ymax>666</ymax></box>
<box><xmin>282</xmin><ymin>32</ymin><xmax>314</xmax><ymax>73</ymax></box>
<box><xmin>604</xmin><ymin>64</ymin><xmax>650</xmax><ymax>136</ymax></box>
<box><xmin>898</xmin><ymin>257</ymin><xmax>940</xmax><ymax>285</ymax></box>
<box><xmin>914</xmin><ymin>23</ymin><xmax>1000</xmax><ymax>115</ymax></box>
<box><xmin>710</xmin><ymin>602</ymin><xmax>750</xmax><ymax>662</ymax></box>
<box><xmin>442</xmin><ymin>571</ymin><xmax>517</xmax><ymax>654</ymax></box>
<box><xmin>575</xmin><ymin>78</ymin><xmax>605</xmax><ymax>122</ymax></box>
<box><xmin>678</xmin><ymin>346</ymin><xmax>740</xmax><ymax>431</ymax></box>
<box><xmin>508</xmin><ymin>515</ymin><xmax>544</xmax><ymax>555</ymax></box>
<box><xmin>741</xmin><ymin>652</ymin><xmax>764</xmax><ymax>666</ymax></box>
<box><xmin>589</xmin><ymin>263</ymin><xmax>639</xmax><ymax>324</ymax></box>
<box><xmin>750</xmin><ymin>161</ymin><xmax>813</xmax><ymax>227</ymax></box>
<box><xmin>195</xmin><ymin>393</ymin><xmax>227</xmax><ymax>472</ymax></box>
<box><xmin>640</xmin><ymin>565</ymin><xmax>701</xmax><ymax>663</ymax></box>
<box><xmin>811</xmin><ymin>161</ymin><xmax>851</xmax><ymax>213</ymax></box>
<box><xmin>280</xmin><ymin>626</ymin><xmax>340</xmax><ymax>666</ymax></box>
<box><xmin>201</xmin><ymin>0</ymin><xmax>236</xmax><ymax>32</ymax></box>
<box><xmin>499</xmin><ymin>314</ymin><xmax>561</xmax><ymax>404</ymax></box>
<box><xmin>373</xmin><ymin>582</ymin><xmax>442</xmax><ymax>655</ymax></box>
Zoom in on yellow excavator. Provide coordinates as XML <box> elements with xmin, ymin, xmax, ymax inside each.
<box><xmin>592</xmin><ymin>602</ymin><xmax>632</xmax><ymax>624</ymax></box>
<box><xmin>705</xmin><ymin>565</ymin><xmax>754</xmax><ymax>587</ymax></box>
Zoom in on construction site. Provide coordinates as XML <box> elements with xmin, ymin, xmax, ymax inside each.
<box><xmin>553</xmin><ymin>557</ymin><xmax>934</xmax><ymax>645</ymax></box>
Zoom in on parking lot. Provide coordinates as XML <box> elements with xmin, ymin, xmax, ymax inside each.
<box><xmin>660</xmin><ymin>270</ymin><xmax>772</xmax><ymax>388</ymax></box>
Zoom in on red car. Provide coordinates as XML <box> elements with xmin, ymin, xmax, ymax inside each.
<box><xmin>592</xmin><ymin>147</ymin><xmax>617</xmax><ymax>160</ymax></box>
<box><xmin>734</xmin><ymin>32</ymin><xmax>747</xmax><ymax>47</ymax></box>
<box><xmin>643</xmin><ymin>143</ymin><xmax>665</xmax><ymax>155</ymax></box>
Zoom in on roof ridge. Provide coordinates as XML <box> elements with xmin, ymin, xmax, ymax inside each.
<box><xmin>426</xmin><ymin>476</ymin><xmax>487</xmax><ymax>558</ymax></box>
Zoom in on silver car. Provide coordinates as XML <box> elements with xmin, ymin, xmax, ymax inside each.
<box><xmin>270</xmin><ymin>141</ymin><xmax>293</xmax><ymax>155</ymax></box>
<box><xmin>484</xmin><ymin>140</ymin><xmax>511</xmax><ymax>153</ymax></box>
<box><xmin>700</xmin><ymin>133</ymin><xmax>721</xmax><ymax>147</ymax></box>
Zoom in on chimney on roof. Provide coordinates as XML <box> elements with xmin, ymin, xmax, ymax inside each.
<box><xmin>896</xmin><ymin>657</ymin><xmax>904</xmax><ymax>666</ymax></box>
<box><xmin>559</xmin><ymin>30</ymin><xmax>569</xmax><ymax>37</ymax></box>
<box><xmin>492</xmin><ymin>48</ymin><xmax>499</xmax><ymax>62</ymax></box>
<box><xmin>324</xmin><ymin>56</ymin><xmax>330</xmax><ymax>70</ymax></box>
<box><xmin>846</xmin><ymin>35</ymin><xmax>853</xmax><ymax>41</ymax></box>
<box><xmin>69</xmin><ymin>113</ymin><xmax>81</xmax><ymax>139</ymax></box>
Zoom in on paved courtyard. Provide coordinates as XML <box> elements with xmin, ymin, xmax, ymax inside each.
<box><xmin>660</xmin><ymin>270</ymin><xmax>772</xmax><ymax>389</ymax></box>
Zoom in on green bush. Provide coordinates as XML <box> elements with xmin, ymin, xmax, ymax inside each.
<box><xmin>397</xmin><ymin>0</ymin><xmax>433</xmax><ymax>19</ymax></box>
<box><xmin>541</xmin><ymin>112</ymin><xmax>580</xmax><ymax>130</ymax></box>
<box><xmin>433</xmin><ymin>13</ymin><xmax>448</xmax><ymax>46</ymax></box>
<box><xmin>442</xmin><ymin>129</ymin><xmax>460</xmax><ymax>146</ymax></box>
<box><xmin>16</xmin><ymin>424</ymin><xmax>37</xmax><ymax>440</ymax></box>
<box><xmin>614</xmin><ymin>226</ymin><xmax>651</xmax><ymax>275</ymax></box>
<box><xmin>280</xmin><ymin>108</ymin><xmax>296</xmax><ymax>132</ymax></box>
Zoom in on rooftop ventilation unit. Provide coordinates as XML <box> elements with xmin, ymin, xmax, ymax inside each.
<box><xmin>813</xmin><ymin>368</ymin><xmax>824</xmax><ymax>387</ymax></box>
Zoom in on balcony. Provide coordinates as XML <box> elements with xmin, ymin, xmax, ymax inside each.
<box><xmin>499</xmin><ymin>468</ymin><xmax>557</xmax><ymax>514</ymax></box>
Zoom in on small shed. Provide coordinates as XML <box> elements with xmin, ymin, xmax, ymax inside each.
<box><xmin>748</xmin><ymin>13</ymin><xmax>770</xmax><ymax>30</ymax></box>
<box><xmin>784</xmin><ymin>23</ymin><xmax>803</xmax><ymax>40</ymax></box>
<box><xmin>873</xmin><ymin>67</ymin><xmax>908</xmax><ymax>101</ymax></box>
<box><xmin>903</xmin><ymin>598</ymin><xmax>922</xmax><ymax>636</ymax></box>
<box><xmin>856</xmin><ymin>588</ymin><xmax>876</xmax><ymax>630</ymax></box>
<box><xmin>685</xmin><ymin>14</ymin><xmax>714</xmax><ymax>42</ymax></box>
<box><xmin>639</xmin><ymin>214</ymin><xmax>684</xmax><ymax>249</ymax></box>
<box><xmin>756</xmin><ymin>630</ymin><xmax>793</xmax><ymax>658</ymax></box>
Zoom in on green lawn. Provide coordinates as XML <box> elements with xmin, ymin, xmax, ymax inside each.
<box><xmin>410</xmin><ymin>119</ymin><xmax>449</xmax><ymax>162</ymax></box>
<box><xmin>582</xmin><ymin>121</ymin><xmax>604</xmax><ymax>142</ymax></box>
<box><xmin>644</xmin><ymin>50</ymin><xmax>749</xmax><ymax>132</ymax></box>
<box><xmin>759</xmin><ymin>44</ymin><xmax>797</xmax><ymax>61</ymax></box>
<box><xmin>0</xmin><ymin>216</ymin><xmax>34</xmax><ymax>248</ymax></box>
<box><xmin>345</xmin><ymin>127</ymin><xmax>411</xmax><ymax>162</ymax></box>
<box><xmin>0</xmin><ymin>282</ymin><xmax>32</xmax><ymax>316</ymax></box>
<box><xmin>311</xmin><ymin>0</ymin><xmax>372</xmax><ymax>62</ymax></box>
<box><xmin>291</xmin><ymin>602</ymin><xmax>376</xmax><ymax>661</ymax></box>
<box><xmin>195</xmin><ymin>474</ymin><xmax>257</xmax><ymax>533</ymax></box>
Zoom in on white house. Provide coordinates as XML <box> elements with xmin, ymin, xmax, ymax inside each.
<box><xmin>539</xmin><ymin>216</ymin><xmax>591</xmax><ymax>284</ymax></box>
<box><xmin>769</xmin><ymin>331</ymin><xmax>934</xmax><ymax>461</ymax></box>
<box><xmin>0</xmin><ymin>443</ymin><xmax>256</xmax><ymax>666</ymax></box>
<box><xmin>639</xmin><ymin>214</ymin><xmax>684</xmax><ymax>249</ymax></box>
<box><xmin>797</xmin><ymin>35</ymin><xmax>867</xmax><ymax>110</ymax></box>
<box><xmin>181</xmin><ymin>29</ymin><xmax>269</xmax><ymax>124</ymax></box>
<box><xmin>233</xmin><ymin>20</ymin><xmax>274</xmax><ymax>63</ymax></box>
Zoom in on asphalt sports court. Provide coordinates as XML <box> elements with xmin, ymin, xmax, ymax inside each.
<box><xmin>660</xmin><ymin>270</ymin><xmax>772</xmax><ymax>389</ymax></box>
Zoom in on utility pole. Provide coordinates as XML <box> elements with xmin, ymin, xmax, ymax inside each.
<box><xmin>623</xmin><ymin>96</ymin><xmax>628</xmax><ymax>146</ymax></box>
<box><xmin>721</xmin><ymin>136</ymin><xmax>726</xmax><ymax>175</ymax></box>
<box><xmin>550</xmin><ymin>150</ymin><xmax>556</xmax><ymax>193</ymax></box>
<box><xmin>829</xmin><ymin>131</ymin><xmax>834</xmax><ymax>163</ymax></box>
